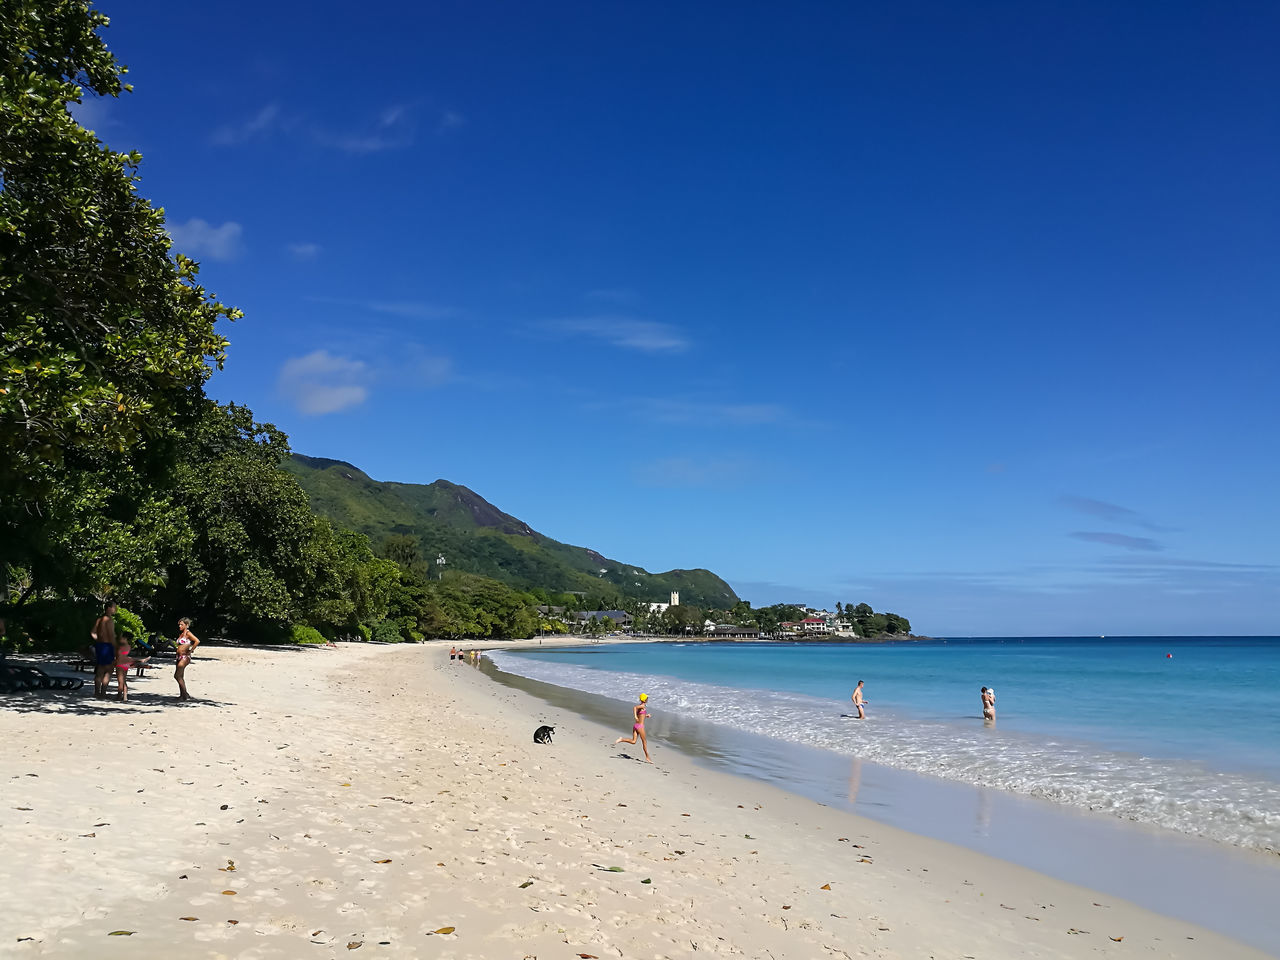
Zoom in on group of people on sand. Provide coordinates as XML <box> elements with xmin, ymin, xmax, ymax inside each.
<box><xmin>90</xmin><ymin>601</ymin><xmax>199</xmax><ymax>702</ymax></box>
<box><xmin>448</xmin><ymin>646</ymin><xmax>478</xmax><ymax>665</ymax></box>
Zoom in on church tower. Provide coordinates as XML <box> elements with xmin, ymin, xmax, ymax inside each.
<box><xmin>670</xmin><ymin>591</ymin><xmax>680</xmax><ymax>607</ymax></box>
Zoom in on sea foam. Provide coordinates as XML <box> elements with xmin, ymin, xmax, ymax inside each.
<box><xmin>489</xmin><ymin>650</ymin><xmax>1280</xmax><ymax>853</ymax></box>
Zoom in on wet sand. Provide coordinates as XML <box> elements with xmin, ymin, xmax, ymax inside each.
<box><xmin>0</xmin><ymin>641</ymin><xmax>1270</xmax><ymax>958</ymax></box>
<box><xmin>480</xmin><ymin>650</ymin><xmax>1280</xmax><ymax>953</ymax></box>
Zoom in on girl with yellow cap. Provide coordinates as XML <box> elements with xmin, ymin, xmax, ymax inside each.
<box><xmin>614</xmin><ymin>693</ymin><xmax>653</xmax><ymax>763</ymax></box>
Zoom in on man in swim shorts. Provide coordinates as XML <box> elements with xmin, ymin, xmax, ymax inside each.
<box><xmin>90</xmin><ymin>601</ymin><xmax>118</xmax><ymax>698</ymax></box>
<box><xmin>851</xmin><ymin>680</ymin><xmax>866</xmax><ymax>719</ymax></box>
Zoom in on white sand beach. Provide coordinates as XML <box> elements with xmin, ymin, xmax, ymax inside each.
<box><xmin>1</xmin><ymin>641</ymin><xmax>1270</xmax><ymax>959</ymax></box>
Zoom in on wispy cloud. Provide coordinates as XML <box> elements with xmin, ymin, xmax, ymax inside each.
<box><xmin>835</xmin><ymin>554</ymin><xmax>1279</xmax><ymax>634</ymax></box>
<box><xmin>68</xmin><ymin>96</ymin><xmax>117</xmax><ymax>133</ymax></box>
<box><xmin>306</xmin><ymin>296</ymin><xmax>455</xmax><ymax>320</ymax></box>
<box><xmin>584</xmin><ymin>288</ymin><xmax>637</xmax><ymax>304</ymax></box>
<box><xmin>552</xmin><ymin>316</ymin><xmax>690</xmax><ymax>353</ymax></box>
<box><xmin>314</xmin><ymin>103</ymin><xmax>416</xmax><ymax>154</ymax></box>
<box><xmin>1071</xmin><ymin>531</ymin><xmax>1163</xmax><ymax>552</ymax></box>
<box><xmin>286</xmin><ymin>242</ymin><xmax>321</xmax><ymax>261</ymax></box>
<box><xmin>211</xmin><ymin>102</ymin><xmax>420</xmax><ymax>154</ymax></box>
<box><xmin>634</xmin><ymin>397</ymin><xmax>787</xmax><ymax>426</ymax></box>
<box><xmin>438</xmin><ymin>109</ymin><xmax>465</xmax><ymax>132</ymax></box>
<box><xmin>211</xmin><ymin>103</ymin><xmax>282</xmax><ymax>145</ymax></box>
<box><xmin>1101</xmin><ymin>556</ymin><xmax>1277</xmax><ymax>572</ymax></box>
<box><xmin>730</xmin><ymin>580</ymin><xmax>834</xmax><ymax>609</ymax></box>
<box><xmin>277</xmin><ymin>351</ymin><xmax>369</xmax><ymax>415</ymax></box>
<box><xmin>633</xmin><ymin>456</ymin><xmax>759</xmax><ymax>488</ymax></box>
<box><xmin>410</xmin><ymin>352</ymin><xmax>454</xmax><ymax>387</ymax></box>
<box><xmin>1059</xmin><ymin>495</ymin><xmax>1166</xmax><ymax>531</ymax></box>
<box><xmin>581</xmin><ymin>394</ymin><xmax>790</xmax><ymax>428</ymax></box>
<box><xmin>167</xmin><ymin>218</ymin><xmax>243</xmax><ymax>261</ymax></box>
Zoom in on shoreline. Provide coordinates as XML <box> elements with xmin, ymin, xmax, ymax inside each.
<box><xmin>0</xmin><ymin>640</ymin><xmax>1271</xmax><ymax>958</ymax></box>
<box><xmin>482</xmin><ymin>642</ymin><xmax>1280</xmax><ymax>953</ymax></box>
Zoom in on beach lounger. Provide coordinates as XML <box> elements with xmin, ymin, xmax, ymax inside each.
<box><xmin>0</xmin><ymin>658</ymin><xmax>86</xmax><ymax>693</ymax></box>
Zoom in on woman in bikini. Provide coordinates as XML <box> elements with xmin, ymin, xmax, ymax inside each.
<box><xmin>613</xmin><ymin>693</ymin><xmax>653</xmax><ymax>763</ymax></box>
<box><xmin>174</xmin><ymin>618</ymin><xmax>199</xmax><ymax>700</ymax></box>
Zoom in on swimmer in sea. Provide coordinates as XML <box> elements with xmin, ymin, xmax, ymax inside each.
<box><xmin>981</xmin><ymin>685</ymin><xmax>995</xmax><ymax>721</ymax></box>
<box><xmin>174</xmin><ymin>618</ymin><xmax>199</xmax><ymax>700</ymax></box>
<box><xmin>614</xmin><ymin>693</ymin><xmax>653</xmax><ymax>763</ymax></box>
<box><xmin>851</xmin><ymin>680</ymin><xmax>866</xmax><ymax>719</ymax></box>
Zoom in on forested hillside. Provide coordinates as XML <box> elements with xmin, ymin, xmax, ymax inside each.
<box><xmin>285</xmin><ymin>455</ymin><xmax>739</xmax><ymax>608</ymax></box>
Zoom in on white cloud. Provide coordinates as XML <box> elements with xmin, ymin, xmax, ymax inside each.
<box><xmin>636</xmin><ymin>398</ymin><xmax>787</xmax><ymax>425</ymax></box>
<box><xmin>211</xmin><ymin>103</ymin><xmax>281</xmax><ymax>145</ymax></box>
<box><xmin>306</xmin><ymin>296</ymin><xmax>455</xmax><ymax>319</ymax></box>
<box><xmin>380</xmin><ymin>105</ymin><xmax>408</xmax><ymax>127</ymax></box>
<box><xmin>211</xmin><ymin>102</ymin><xmax>420</xmax><ymax>154</ymax></box>
<box><xmin>167</xmin><ymin>218</ymin><xmax>243</xmax><ymax>261</ymax></box>
<box><xmin>68</xmin><ymin>97</ymin><xmax>116</xmax><ymax>133</ymax></box>
<box><xmin>634</xmin><ymin>456</ymin><xmax>758</xmax><ymax>488</ymax></box>
<box><xmin>414</xmin><ymin>353</ymin><xmax>453</xmax><ymax>386</ymax></box>
<box><xmin>314</xmin><ymin>103</ymin><xmax>416</xmax><ymax>154</ymax></box>
<box><xmin>584</xmin><ymin>287</ymin><xmax>637</xmax><ymax>304</ymax></box>
<box><xmin>287</xmin><ymin>242</ymin><xmax>322</xmax><ymax>261</ymax></box>
<box><xmin>554</xmin><ymin>316</ymin><xmax>690</xmax><ymax>353</ymax></box>
<box><xmin>277</xmin><ymin>351</ymin><xmax>370</xmax><ymax>415</ymax></box>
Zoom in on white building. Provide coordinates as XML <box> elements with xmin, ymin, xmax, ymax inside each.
<box><xmin>647</xmin><ymin>590</ymin><xmax>680</xmax><ymax>614</ymax></box>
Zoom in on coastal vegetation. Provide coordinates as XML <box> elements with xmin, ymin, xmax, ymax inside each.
<box><xmin>284</xmin><ymin>454</ymin><xmax>738</xmax><ymax>608</ymax></box>
<box><xmin>0</xmin><ymin>2</ymin><xmax>909</xmax><ymax>651</ymax></box>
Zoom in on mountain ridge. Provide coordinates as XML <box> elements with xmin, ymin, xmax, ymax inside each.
<box><xmin>285</xmin><ymin>454</ymin><xmax>739</xmax><ymax>607</ymax></box>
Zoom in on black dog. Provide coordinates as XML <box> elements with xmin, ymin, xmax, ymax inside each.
<box><xmin>533</xmin><ymin>725</ymin><xmax>555</xmax><ymax>744</ymax></box>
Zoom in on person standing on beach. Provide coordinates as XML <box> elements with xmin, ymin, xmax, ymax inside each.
<box><xmin>90</xmin><ymin>601</ymin><xmax>118</xmax><ymax>698</ymax></box>
<box><xmin>113</xmin><ymin>627</ymin><xmax>141</xmax><ymax>702</ymax></box>
<box><xmin>174</xmin><ymin>618</ymin><xmax>199</xmax><ymax>700</ymax></box>
<box><xmin>614</xmin><ymin>693</ymin><xmax>653</xmax><ymax>763</ymax></box>
<box><xmin>981</xmin><ymin>686</ymin><xmax>995</xmax><ymax>721</ymax></box>
<box><xmin>851</xmin><ymin>680</ymin><xmax>866</xmax><ymax>719</ymax></box>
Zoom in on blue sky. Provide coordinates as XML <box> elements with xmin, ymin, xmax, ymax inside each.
<box><xmin>80</xmin><ymin>1</ymin><xmax>1277</xmax><ymax>635</ymax></box>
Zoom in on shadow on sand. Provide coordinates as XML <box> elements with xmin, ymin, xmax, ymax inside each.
<box><xmin>0</xmin><ymin>688</ymin><xmax>229</xmax><ymax>715</ymax></box>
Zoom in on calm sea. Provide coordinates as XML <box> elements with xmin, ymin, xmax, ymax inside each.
<box><xmin>490</xmin><ymin>637</ymin><xmax>1280</xmax><ymax>853</ymax></box>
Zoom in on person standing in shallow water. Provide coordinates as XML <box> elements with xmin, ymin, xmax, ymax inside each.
<box><xmin>174</xmin><ymin>618</ymin><xmax>199</xmax><ymax>700</ymax></box>
<box><xmin>614</xmin><ymin>693</ymin><xmax>653</xmax><ymax>763</ymax></box>
<box><xmin>851</xmin><ymin>680</ymin><xmax>866</xmax><ymax>719</ymax></box>
<box><xmin>981</xmin><ymin>686</ymin><xmax>995</xmax><ymax>721</ymax></box>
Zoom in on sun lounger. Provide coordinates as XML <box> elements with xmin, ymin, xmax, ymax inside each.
<box><xmin>0</xmin><ymin>657</ymin><xmax>86</xmax><ymax>693</ymax></box>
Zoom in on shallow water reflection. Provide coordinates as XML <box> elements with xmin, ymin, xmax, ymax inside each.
<box><xmin>483</xmin><ymin>654</ymin><xmax>1280</xmax><ymax>955</ymax></box>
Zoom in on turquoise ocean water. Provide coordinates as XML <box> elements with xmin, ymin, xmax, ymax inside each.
<box><xmin>490</xmin><ymin>637</ymin><xmax>1280</xmax><ymax>852</ymax></box>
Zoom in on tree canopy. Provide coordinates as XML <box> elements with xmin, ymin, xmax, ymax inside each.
<box><xmin>1</xmin><ymin>0</ymin><xmax>236</xmax><ymax>597</ymax></box>
<box><xmin>0</xmin><ymin>3</ymin><xmax>911</xmax><ymax>650</ymax></box>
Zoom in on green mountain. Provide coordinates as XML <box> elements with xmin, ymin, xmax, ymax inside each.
<box><xmin>284</xmin><ymin>454</ymin><xmax>739</xmax><ymax>607</ymax></box>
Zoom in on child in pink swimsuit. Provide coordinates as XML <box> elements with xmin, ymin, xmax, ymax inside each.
<box><xmin>613</xmin><ymin>693</ymin><xmax>653</xmax><ymax>763</ymax></box>
<box><xmin>114</xmin><ymin>629</ymin><xmax>148</xmax><ymax>702</ymax></box>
